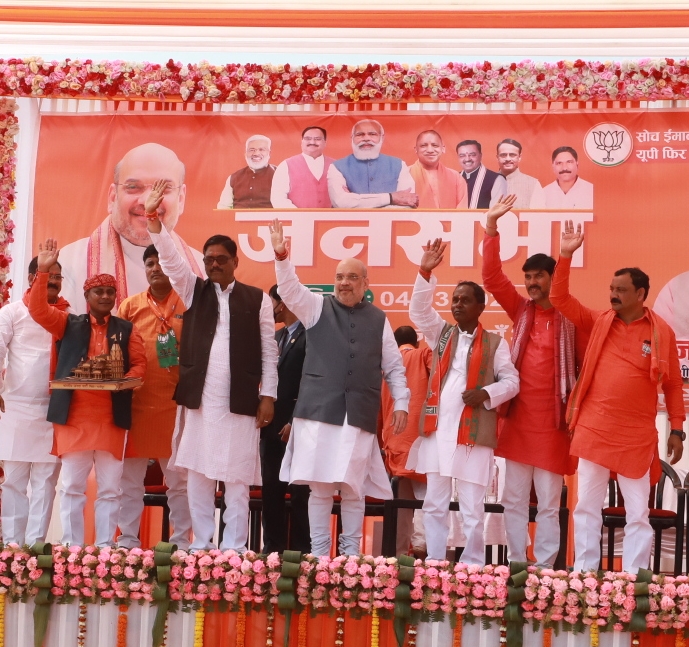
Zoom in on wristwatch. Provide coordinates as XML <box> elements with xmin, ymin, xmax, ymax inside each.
<box><xmin>670</xmin><ymin>429</ymin><xmax>686</xmax><ymax>441</ymax></box>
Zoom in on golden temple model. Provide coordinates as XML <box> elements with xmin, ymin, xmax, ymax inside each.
<box><xmin>71</xmin><ymin>337</ymin><xmax>124</xmax><ymax>380</ymax></box>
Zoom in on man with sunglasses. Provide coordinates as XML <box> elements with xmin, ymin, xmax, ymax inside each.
<box><xmin>58</xmin><ymin>143</ymin><xmax>204</xmax><ymax>314</ymax></box>
<box><xmin>146</xmin><ymin>181</ymin><xmax>278</xmax><ymax>553</ymax></box>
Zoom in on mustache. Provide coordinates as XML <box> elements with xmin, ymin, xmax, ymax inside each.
<box><xmin>47</xmin><ymin>282</ymin><xmax>60</xmax><ymax>290</ymax></box>
<box><xmin>610</xmin><ymin>298</ymin><xmax>622</xmax><ymax>304</ymax></box>
<box><xmin>558</xmin><ymin>170</ymin><xmax>573</xmax><ymax>174</ymax></box>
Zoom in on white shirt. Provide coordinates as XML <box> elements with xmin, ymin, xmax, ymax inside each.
<box><xmin>270</xmin><ymin>153</ymin><xmax>326</xmax><ymax>208</ymax></box>
<box><xmin>405</xmin><ymin>273</ymin><xmax>519</xmax><ymax>485</ymax></box>
<box><xmin>543</xmin><ymin>177</ymin><xmax>594</xmax><ymax>209</ymax></box>
<box><xmin>0</xmin><ymin>300</ymin><xmax>60</xmax><ymax>462</ymax></box>
<box><xmin>326</xmin><ymin>157</ymin><xmax>416</xmax><ymax>209</ymax></box>
<box><xmin>275</xmin><ymin>258</ymin><xmax>409</xmax><ymax>497</ymax></box>
<box><xmin>150</xmin><ymin>226</ymin><xmax>278</xmax><ymax>483</ymax></box>
<box><xmin>58</xmin><ymin>227</ymin><xmax>203</xmax><ymax>315</ymax></box>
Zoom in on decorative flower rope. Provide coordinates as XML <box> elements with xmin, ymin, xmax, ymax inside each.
<box><xmin>335</xmin><ymin>609</ymin><xmax>345</xmax><ymax>647</ymax></box>
<box><xmin>0</xmin><ymin>98</ymin><xmax>17</xmax><ymax>307</ymax></box>
<box><xmin>407</xmin><ymin>623</ymin><xmax>417</xmax><ymax>647</ymax></box>
<box><xmin>234</xmin><ymin>602</ymin><xmax>246</xmax><ymax>647</ymax></box>
<box><xmin>371</xmin><ymin>608</ymin><xmax>379</xmax><ymax>647</ymax></box>
<box><xmin>452</xmin><ymin>615</ymin><xmax>462</xmax><ymax>647</ymax></box>
<box><xmin>2</xmin><ymin>58</ymin><xmax>689</xmax><ymax>105</ymax></box>
<box><xmin>0</xmin><ymin>592</ymin><xmax>5</xmax><ymax>647</ymax></box>
<box><xmin>297</xmin><ymin>610</ymin><xmax>307</xmax><ymax>647</ymax></box>
<box><xmin>590</xmin><ymin>622</ymin><xmax>599</xmax><ymax>647</ymax></box>
<box><xmin>193</xmin><ymin>602</ymin><xmax>205</xmax><ymax>647</ymax></box>
<box><xmin>117</xmin><ymin>604</ymin><xmax>128</xmax><ymax>647</ymax></box>
<box><xmin>266</xmin><ymin>604</ymin><xmax>274</xmax><ymax>647</ymax></box>
<box><xmin>543</xmin><ymin>627</ymin><xmax>552</xmax><ymax>647</ymax></box>
<box><xmin>77</xmin><ymin>601</ymin><xmax>87</xmax><ymax>647</ymax></box>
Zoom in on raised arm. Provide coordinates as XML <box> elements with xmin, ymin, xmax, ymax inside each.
<box><xmin>269</xmin><ymin>219</ymin><xmax>323</xmax><ymax>328</ymax></box>
<box><xmin>481</xmin><ymin>195</ymin><xmax>524</xmax><ymax>320</ymax></box>
<box><xmin>28</xmin><ymin>239</ymin><xmax>69</xmax><ymax>339</ymax></box>
<box><xmin>550</xmin><ymin>220</ymin><xmax>599</xmax><ymax>334</ymax></box>
<box><xmin>409</xmin><ymin>238</ymin><xmax>447</xmax><ymax>348</ymax></box>
<box><xmin>146</xmin><ymin>180</ymin><xmax>198</xmax><ymax>308</ymax></box>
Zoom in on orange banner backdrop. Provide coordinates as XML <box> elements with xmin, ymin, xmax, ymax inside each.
<box><xmin>32</xmin><ymin>110</ymin><xmax>689</xmax><ymax>396</ymax></box>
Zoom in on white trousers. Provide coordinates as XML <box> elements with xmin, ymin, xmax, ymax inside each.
<box><xmin>60</xmin><ymin>450</ymin><xmax>124</xmax><ymax>547</ymax></box>
<box><xmin>502</xmin><ymin>460</ymin><xmax>563</xmax><ymax>566</ymax></box>
<box><xmin>574</xmin><ymin>458</ymin><xmax>652</xmax><ymax>573</ymax></box>
<box><xmin>309</xmin><ymin>482</ymin><xmax>365</xmax><ymax>557</ymax></box>
<box><xmin>396</xmin><ymin>478</ymin><xmax>426</xmax><ymax>556</ymax></box>
<box><xmin>186</xmin><ymin>470</ymin><xmax>249</xmax><ymax>552</ymax></box>
<box><xmin>424</xmin><ymin>473</ymin><xmax>486</xmax><ymax>563</ymax></box>
<box><xmin>1</xmin><ymin>460</ymin><xmax>61</xmax><ymax>546</ymax></box>
<box><xmin>117</xmin><ymin>457</ymin><xmax>192</xmax><ymax>550</ymax></box>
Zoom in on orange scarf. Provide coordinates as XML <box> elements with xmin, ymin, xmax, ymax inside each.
<box><xmin>566</xmin><ymin>308</ymin><xmax>672</xmax><ymax>485</ymax></box>
<box><xmin>408</xmin><ymin>160</ymin><xmax>467</xmax><ymax>209</ymax></box>
<box><xmin>567</xmin><ymin>308</ymin><xmax>671</xmax><ymax>430</ymax></box>
<box><xmin>423</xmin><ymin>322</ymin><xmax>492</xmax><ymax>446</ymax></box>
<box><xmin>22</xmin><ymin>288</ymin><xmax>70</xmax><ymax>312</ymax></box>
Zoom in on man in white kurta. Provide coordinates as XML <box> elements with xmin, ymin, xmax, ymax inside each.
<box><xmin>0</xmin><ymin>258</ymin><xmax>69</xmax><ymax>545</ymax></box>
<box><xmin>270</xmin><ymin>220</ymin><xmax>409</xmax><ymax>556</ymax></box>
<box><xmin>147</xmin><ymin>193</ymin><xmax>278</xmax><ymax>553</ymax></box>
<box><xmin>406</xmin><ymin>239</ymin><xmax>519</xmax><ymax>563</ymax></box>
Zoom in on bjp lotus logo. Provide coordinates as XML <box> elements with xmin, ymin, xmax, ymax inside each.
<box><xmin>584</xmin><ymin>122</ymin><xmax>633</xmax><ymax>167</ymax></box>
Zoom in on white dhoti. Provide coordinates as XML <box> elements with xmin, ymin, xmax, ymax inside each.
<box><xmin>281</xmin><ymin>415</ymin><xmax>393</xmax><ymax>556</ymax></box>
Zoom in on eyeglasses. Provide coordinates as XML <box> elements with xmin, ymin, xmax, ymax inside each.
<box><xmin>303</xmin><ymin>136</ymin><xmax>324</xmax><ymax>143</ymax></box>
<box><xmin>48</xmin><ymin>274</ymin><xmax>63</xmax><ymax>280</ymax></box>
<box><xmin>458</xmin><ymin>153</ymin><xmax>479</xmax><ymax>159</ymax></box>
<box><xmin>247</xmin><ymin>147</ymin><xmax>269</xmax><ymax>154</ymax></box>
<box><xmin>335</xmin><ymin>273</ymin><xmax>363</xmax><ymax>282</ymax></box>
<box><xmin>115</xmin><ymin>183</ymin><xmax>181</xmax><ymax>195</ymax></box>
<box><xmin>203</xmin><ymin>255</ymin><xmax>233</xmax><ymax>266</ymax></box>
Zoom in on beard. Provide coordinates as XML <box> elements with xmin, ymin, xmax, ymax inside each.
<box><xmin>246</xmin><ymin>156</ymin><xmax>270</xmax><ymax>170</ymax></box>
<box><xmin>352</xmin><ymin>141</ymin><xmax>382</xmax><ymax>161</ymax></box>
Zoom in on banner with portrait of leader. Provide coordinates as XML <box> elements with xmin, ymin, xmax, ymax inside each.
<box><xmin>32</xmin><ymin>110</ymin><xmax>689</xmax><ymax>406</ymax></box>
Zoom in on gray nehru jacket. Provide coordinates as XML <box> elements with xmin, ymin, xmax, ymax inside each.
<box><xmin>293</xmin><ymin>295</ymin><xmax>385</xmax><ymax>433</ymax></box>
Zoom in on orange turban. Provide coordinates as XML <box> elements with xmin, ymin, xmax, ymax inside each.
<box><xmin>83</xmin><ymin>274</ymin><xmax>116</xmax><ymax>292</ymax></box>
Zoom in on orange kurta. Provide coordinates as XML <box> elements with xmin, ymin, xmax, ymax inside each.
<box><xmin>380</xmin><ymin>344</ymin><xmax>431</xmax><ymax>480</ymax></box>
<box><xmin>408</xmin><ymin>161</ymin><xmax>468</xmax><ymax>209</ymax></box>
<box><xmin>550</xmin><ymin>256</ymin><xmax>685</xmax><ymax>479</ymax></box>
<box><xmin>28</xmin><ymin>271</ymin><xmax>147</xmax><ymax>460</ymax></box>
<box><xmin>117</xmin><ymin>289</ymin><xmax>185</xmax><ymax>458</ymax></box>
<box><xmin>482</xmin><ymin>233</ymin><xmax>574</xmax><ymax>475</ymax></box>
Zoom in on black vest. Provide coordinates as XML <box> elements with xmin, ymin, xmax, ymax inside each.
<box><xmin>463</xmin><ymin>167</ymin><xmax>501</xmax><ymax>209</ymax></box>
<box><xmin>293</xmin><ymin>296</ymin><xmax>385</xmax><ymax>434</ymax></box>
<box><xmin>48</xmin><ymin>315</ymin><xmax>133</xmax><ymax>429</ymax></box>
<box><xmin>175</xmin><ymin>278</ymin><xmax>264</xmax><ymax>416</ymax></box>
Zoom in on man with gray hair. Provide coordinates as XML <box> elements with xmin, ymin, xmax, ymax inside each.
<box><xmin>217</xmin><ymin>134</ymin><xmax>275</xmax><ymax>209</ymax></box>
<box><xmin>328</xmin><ymin>119</ymin><xmax>419</xmax><ymax>209</ymax></box>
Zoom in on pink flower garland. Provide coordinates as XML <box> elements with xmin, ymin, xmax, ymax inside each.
<box><xmin>1</xmin><ymin>58</ymin><xmax>689</xmax><ymax>104</ymax></box>
<box><xmin>3</xmin><ymin>543</ymin><xmax>689</xmax><ymax>635</ymax></box>
<box><xmin>0</xmin><ymin>98</ymin><xmax>16</xmax><ymax>306</ymax></box>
